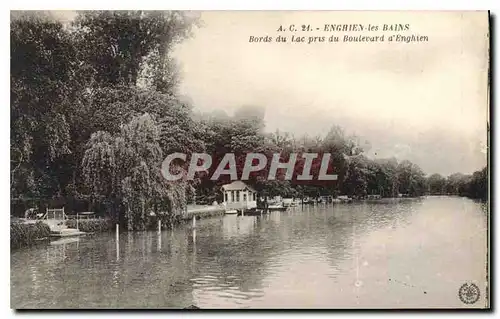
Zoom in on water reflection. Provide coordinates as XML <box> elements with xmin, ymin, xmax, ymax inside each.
<box><xmin>11</xmin><ymin>197</ymin><xmax>487</xmax><ymax>309</ymax></box>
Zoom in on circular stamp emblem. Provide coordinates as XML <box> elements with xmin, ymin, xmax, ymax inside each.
<box><xmin>458</xmin><ymin>282</ymin><xmax>480</xmax><ymax>305</ymax></box>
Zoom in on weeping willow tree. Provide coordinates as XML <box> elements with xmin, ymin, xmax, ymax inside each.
<box><xmin>82</xmin><ymin>113</ymin><xmax>188</xmax><ymax>230</ymax></box>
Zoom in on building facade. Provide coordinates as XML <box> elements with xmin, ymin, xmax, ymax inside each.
<box><xmin>221</xmin><ymin>181</ymin><xmax>258</xmax><ymax>211</ymax></box>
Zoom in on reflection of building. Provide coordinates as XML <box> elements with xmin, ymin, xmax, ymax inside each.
<box><xmin>269</xmin><ymin>211</ymin><xmax>281</xmax><ymax>224</ymax></box>
<box><xmin>222</xmin><ymin>181</ymin><xmax>257</xmax><ymax>211</ymax></box>
<box><xmin>222</xmin><ymin>215</ymin><xmax>255</xmax><ymax>238</ymax></box>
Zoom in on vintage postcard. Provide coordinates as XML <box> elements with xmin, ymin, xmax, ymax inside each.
<box><xmin>10</xmin><ymin>10</ymin><xmax>489</xmax><ymax>309</ymax></box>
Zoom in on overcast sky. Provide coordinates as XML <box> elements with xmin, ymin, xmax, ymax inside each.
<box><xmin>173</xmin><ymin>11</ymin><xmax>489</xmax><ymax>176</ymax></box>
<box><xmin>46</xmin><ymin>10</ymin><xmax>488</xmax><ymax>176</ymax></box>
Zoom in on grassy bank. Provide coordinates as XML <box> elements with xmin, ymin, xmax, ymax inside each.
<box><xmin>11</xmin><ymin>221</ymin><xmax>51</xmax><ymax>249</ymax></box>
<box><xmin>66</xmin><ymin>219</ymin><xmax>113</xmax><ymax>233</ymax></box>
<box><xmin>182</xmin><ymin>207</ymin><xmax>225</xmax><ymax>221</ymax></box>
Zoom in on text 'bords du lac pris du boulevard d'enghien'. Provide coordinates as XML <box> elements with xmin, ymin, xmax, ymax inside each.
<box><xmin>249</xmin><ymin>23</ymin><xmax>428</xmax><ymax>44</ymax></box>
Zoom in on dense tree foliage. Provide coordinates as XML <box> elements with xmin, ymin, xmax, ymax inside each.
<box><xmin>11</xmin><ymin>11</ymin><xmax>199</xmax><ymax>228</ymax></box>
<box><xmin>82</xmin><ymin>114</ymin><xmax>190</xmax><ymax>230</ymax></box>
<box><xmin>11</xmin><ymin>11</ymin><xmax>488</xmax><ymax>229</ymax></box>
<box><xmin>426</xmin><ymin>167</ymin><xmax>488</xmax><ymax>201</ymax></box>
<box><xmin>11</xmin><ymin>13</ymin><xmax>77</xmax><ymax>198</ymax></box>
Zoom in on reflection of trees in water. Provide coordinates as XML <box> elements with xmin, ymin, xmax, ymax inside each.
<box><xmin>183</xmin><ymin>201</ymin><xmax>422</xmax><ymax>300</ymax></box>
<box><xmin>323</xmin><ymin>200</ymin><xmax>422</xmax><ymax>270</ymax></box>
<box><xmin>113</xmin><ymin>230</ymin><xmax>195</xmax><ymax>308</ymax></box>
<box><xmin>14</xmin><ymin>216</ymin><xmax>304</xmax><ymax>307</ymax></box>
<box><xmin>222</xmin><ymin>216</ymin><xmax>256</xmax><ymax>239</ymax></box>
<box><xmin>12</xmin><ymin>238</ymin><xmax>87</xmax><ymax>308</ymax></box>
<box><xmin>12</xmin><ymin>199</ymin><xmax>427</xmax><ymax>308</ymax></box>
<box><xmin>188</xmin><ymin>215</ymin><xmax>287</xmax><ymax>294</ymax></box>
<box><xmin>273</xmin><ymin>200</ymin><xmax>423</xmax><ymax>271</ymax></box>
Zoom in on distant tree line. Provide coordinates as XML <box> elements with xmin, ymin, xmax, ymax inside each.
<box><xmin>191</xmin><ymin>109</ymin><xmax>487</xmax><ymax>204</ymax></box>
<box><xmin>426</xmin><ymin>167</ymin><xmax>488</xmax><ymax>201</ymax></box>
<box><xmin>10</xmin><ymin>11</ymin><xmax>488</xmax><ymax>230</ymax></box>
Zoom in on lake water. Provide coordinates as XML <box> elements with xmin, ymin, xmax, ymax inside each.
<box><xmin>11</xmin><ymin>196</ymin><xmax>488</xmax><ymax>309</ymax></box>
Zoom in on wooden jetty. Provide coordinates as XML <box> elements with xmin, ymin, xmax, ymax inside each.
<box><xmin>42</xmin><ymin>208</ymin><xmax>87</xmax><ymax>238</ymax></box>
<box><xmin>50</xmin><ymin>228</ymin><xmax>86</xmax><ymax>238</ymax></box>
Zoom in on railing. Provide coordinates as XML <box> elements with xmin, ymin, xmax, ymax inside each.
<box><xmin>40</xmin><ymin>208</ymin><xmax>67</xmax><ymax>232</ymax></box>
<box><xmin>42</xmin><ymin>208</ymin><xmax>67</xmax><ymax>221</ymax></box>
<box><xmin>65</xmin><ymin>214</ymin><xmax>102</xmax><ymax>220</ymax></box>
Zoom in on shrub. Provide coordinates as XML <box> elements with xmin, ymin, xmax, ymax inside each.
<box><xmin>11</xmin><ymin>221</ymin><xmax>51</xmax><ymax>249</ymax></box>
<box><xmin>65</xmin><ymin>219</ymin><xmax>112</xmax><ymax>233</ymax></box>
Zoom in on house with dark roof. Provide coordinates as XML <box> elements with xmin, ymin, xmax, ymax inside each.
<box><xmin>221</xmin><ymin>181</ymin><xmax>257</xmax><ymax>211</ymax></box>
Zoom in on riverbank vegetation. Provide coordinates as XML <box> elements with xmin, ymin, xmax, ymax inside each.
<box><xmin>11</xmin><ymin>11</ymin><xmax>488</xmax><ymax>231</ymax></box>
<box><xmin>11</xmin><ymin>221</ymin><xmax>51</xmax><ymax>249</ymax></box>
<box><xmin>183</xmin><ymin>209</ymin><xmax>226</xmax><ymax>221</ymax></box>
<box><xmin>65</xmin><ymin>219</ymin><xmax>113</xmax><ymax>233</ymax></box>
<box><xmin>426</xmin><ymin>167</ymin><xmax>488</xmax><ymax>201</ymax></box>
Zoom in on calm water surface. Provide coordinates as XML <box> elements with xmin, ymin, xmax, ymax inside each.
<box><xmin>11</xmin><ymin>196</ymin><xmax>488</xmax><ymax>309</ymax></box>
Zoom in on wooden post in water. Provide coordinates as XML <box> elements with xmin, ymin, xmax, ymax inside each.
<box><xmin>115</xmin><ymin>223</ymin><xmax>119</xmax><ymax>261</ymax></box>
<box><xmin>76</xmin><ymin>212</ymin><xmax>79</xmax><ymax>230</ymax></box>
<box><xmin>158</xmin><ymin>233</ymin><xmax>162</xmax><ymax>251</ymax></box>
<box><xmin>158</xmin><ymin>224</ymin><xmax>162</xmax><ymax>251</ymax></box>
<box><xmin>192</xmin><ymin>215</ymin><xmax>196</xmax><ymax>228</ymax></box>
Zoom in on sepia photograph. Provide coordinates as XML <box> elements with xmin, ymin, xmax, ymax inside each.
<box><xmin>10</xmin><ymin>10</ymin><xmax>489</xmax><ymax>309</ymax></box>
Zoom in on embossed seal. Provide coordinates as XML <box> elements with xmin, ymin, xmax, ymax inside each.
<box><xmin>458</xmin><ymin>282</ymin><xmax>480</xmax><ymax>305</ymax></box>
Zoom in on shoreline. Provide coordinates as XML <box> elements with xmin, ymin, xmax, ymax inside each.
<box><xmin>10</xmin><ymin>195</ymin><xmax>485</xmax><ymax>250</ymax></box>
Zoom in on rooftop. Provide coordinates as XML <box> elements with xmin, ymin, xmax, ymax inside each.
<box><xmin>221</xmin><ymin>181</ymin><xmax>256</xmax><ymax>192</ymax></box>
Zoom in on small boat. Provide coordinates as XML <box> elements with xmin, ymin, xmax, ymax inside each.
<box><xmin>283</xmin><ymin>198</ymin><xmax>299</xmax><ymax>207</ymax></box>
<box><xmin>267</xmin><ymin>204</ymin><xmax>288</xmax><ymax>212</ymax></box>
<box><xmin>225</xmin><ymin>209</ymin><xmax>238</xmax><ymax>215</ymax></box>
<box><xmin>302</xmin><ymin>198</ymin><xmax>315</xmax><ymax>205</ymax></box>
<box><xmin>365</xmin><ymin>195</ymin><xmax>382</xmax><ymax>200</ymax></box>
<box><xmin>291</xmin><ymin>199</ymin><xmax>301</xmax><ymax>207</ymax></box>
<box><xmin>282</xmin><ymin>198</ymin><xmax>293</xmax><ymax>207</ymax></box>
<box><xmin>337</xmin><ymin>196</ymin><xmax>353</xmax><ymax>203</ymax></box>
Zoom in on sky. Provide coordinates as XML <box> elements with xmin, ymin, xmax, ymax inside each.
<box><xmin>43</xmin><ymin>10</ymin><xmax>489</xmax><ymax>176</ymax></box>
<box><xmin>172</xmin><ymin>11</ymin><xmax>489</xmax><ymax>176</ymax></box>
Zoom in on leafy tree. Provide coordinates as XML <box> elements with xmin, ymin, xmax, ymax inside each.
<box><xmin>427</xmin><ymin>173</ymin><xmax>446</xmax><ymax>195</ymax></box>
<box><xmin>82</xmin><ymin>114</ymin><xmax>188</xmax><ymax>230</ymax></box>
<box><xmin>467</xmin><ymin>167</ymin><xmax>487</xmax><ymax>200</ymax></box>
<box><xmin>444</xmin><ymin>173</ymin><xmax>467</xmax><ymax>195</ymax></box>
<box><xmin>395</xmin><ymin>160</ymin><xmax>426</xmax><ymax>196</ymax></box>
<box><xmin>368</xmin><ymin>158</ymin><xmax>399</xmax><ymax>197</ymax></box>
<box><xmin>11</xmin><ymin>13</ymin><xmax>77</xmax><ymax>198</ymax></box>
<box><xmin>11</xmin><ymin>11</ymin><xmax>201</xmax><ymax>207</ymax></box>
<box><xmin>11</xmin><ymin>10</ymin><xmax>488</xmax><ymax>226</ymax></box>
<box><xmin>342</xmin><ymin>155</ymin><xmax>370</xmax><ymax>197</ymax></box>
<box><xmin>72</xmin><ymin>10</ymin><xmax>197</xmax><ymax>89</ymax></box>
<box><xmin>441</xmin><ymin>167</ymin><xmax>487</xmax><ymax>200</ymax></box>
